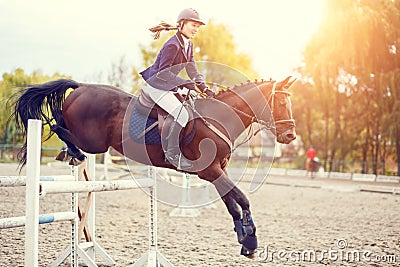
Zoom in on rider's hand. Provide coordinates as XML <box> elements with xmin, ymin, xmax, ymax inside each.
<box><xmin>182</xmin><ymin>81</ymin><xmax>196</xmax><ymax>90</ymax></box>
<box><xmin>177</xmin><ymin>87</ymin><xmax>190</xmax><ymax>96</ymax></box>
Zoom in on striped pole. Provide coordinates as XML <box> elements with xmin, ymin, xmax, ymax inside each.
<box><xmin>0</xmin><ymin>175</ymin><xmax>74</xmax><ymax>187</ymax></box>
<box><xmin>70</xmin><ymin>166</ymin><xmax>78</xmax><ymax>267</ymax></box>
<box><xmin>39</xmin><ymin>179</ymin><xmax>154</xmax><ymax>195</ymax></box>
<box><xmin>132</xmin><ymin>166</ymin><xmax>174</xmax><ymax>267</ymax></box>
<box><xmin>0</xmin><ymin>212</ymin><xmax>76</xmax><ymax>229</ymax></box>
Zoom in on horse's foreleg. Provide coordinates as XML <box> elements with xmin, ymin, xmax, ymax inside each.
<box><xmin>213</xmin><ymin>177</ymin><xmax>258</xmax><ymax>256</ymax></box>
<box><xmin>230</xmin><ymin>187</ymin><xmax>258</xmax><ymax>256</ymax></box>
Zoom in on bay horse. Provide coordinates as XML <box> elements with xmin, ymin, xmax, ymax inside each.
<box><xmin>306</xmin><ymin>158</ymin><xmax>320</xmax><ymax>179</ymax></box>
<box><xmin>11</xmin><ymin>76</ymin><xmax>296</xmax><ymax>256</ymax></box>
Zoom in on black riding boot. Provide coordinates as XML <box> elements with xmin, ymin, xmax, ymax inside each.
<box><xmin>163</xmin><ymin>122</ymin><xmax>192</xmax><ymax>170</ymax></box>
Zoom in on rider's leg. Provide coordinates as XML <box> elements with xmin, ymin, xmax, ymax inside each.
<box><xmin>163</xmin><ymin>121</ymin><xmax>192</xmax><ymax>169</ymax></box>
<box><xmin>141</xmin><ymin>86</ymin><xmax>192</xmax><ymax>169</ymax></box>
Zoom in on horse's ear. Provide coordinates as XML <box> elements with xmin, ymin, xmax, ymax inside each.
<box><xmin>282</xmin><ymin>76</ymin><xmax>292</xmax><ymax>85</ymax></box>
<box><xmin>284</xmin><ymin>78</ymin><xmax>297</xmax><ymax>89</ymax></box>
<box><xmin>276</xmin><ymin>76</ymin><xmax>292</xmax><ymax>89</ymax></box>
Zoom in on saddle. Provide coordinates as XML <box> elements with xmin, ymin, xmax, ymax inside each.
<box><xmin>136</xmin><ymin>90</ymin><xmax>195</xmax><ymax>142</ymax></box>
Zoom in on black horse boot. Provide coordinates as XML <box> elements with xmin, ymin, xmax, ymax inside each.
<box><xmin>163</xmin><ymin>122</ymin><xmax>192</xmax><ymax>170</ymax></box>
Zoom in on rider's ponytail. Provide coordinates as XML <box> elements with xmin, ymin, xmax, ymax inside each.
<box><xmin>149</xmin><ymin>22</ymin><xmax>178</xmax><ymax>39</ymax></box>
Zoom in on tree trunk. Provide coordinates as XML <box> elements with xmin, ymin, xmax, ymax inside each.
<box><xmin>362</xmin><ymin>124</ymin><xmax>369</xmax><ymax>174</ymax></box>
<box><xmin>396</xmin><ymin>125</ymin><xmax>400</xmax><ymax>176</ymax></box>
<box><xmin>371</xmin><ymin>132</ymin><xmax>379</xmax><ymax>175</ymax></box>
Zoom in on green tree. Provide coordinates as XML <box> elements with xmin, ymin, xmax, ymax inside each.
<box><xmin>298</xmin><ymin>0</ymin><xmax>400</xmax><ymax>174</ymax></box>
<box><xmin>0</xmin><ymin>69</ymin><xmax>70</xmax><ymax>147</ymax></box>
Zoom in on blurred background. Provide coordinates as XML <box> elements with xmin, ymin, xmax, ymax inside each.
<box><xmin>0</xmin><ymin>0</ymin><xmax>399</xmax><ymax>176</ymax></box>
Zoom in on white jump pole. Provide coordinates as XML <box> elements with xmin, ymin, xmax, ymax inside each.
<box><xmin>20</xmin><ymin>119</ymin><xmax>172</xmax><ymax>267</ymax></box>
<box><xmin>40</xmin><ymin>179</ymin><xmax>153</xmax><ymax>195</ymax></box>
<box><xmin>169</xmin><ymin>173</ymin><xmax>200</xmax><ymax>217</ymax></box>
<box><xmin>0</xmin><ymin>211</ymin><xmax>76</xmax><ymax>229</ymax></box>
<box><xmin>75</xmin><ymin>154</ymin><xmax>115</xmax><ymax>267</ymax></box>
<box><xmin>101</xmin><ymin>147</ymin><xmax>111</xmax><ymax>180</ymax></box>
<box><xmin>132</xmin><ymin>166</ymin><xmax>174</xmax><ymax>267</ymax></box>
<box><xmin>25</xmin><ymin>119</ymin><xmax>42</xmax><ymax>267</ymax></box>
<box><xmin>86</xmin><ymin>154</ymin><xmax>96</xmax><ymax>260</ymax></box>
<box><xmin>51</xmin><ymin>155</ymin><xmax>116</xmax><ymax>267</ymax></box>
<box><xmin>71</xmin><ymin>165</ymin><xmax>79</xmax><ymax>267</ymax></box>
<box><xmin>0</xmin><ymin>175</ymin><xmax>74</xmax><ymax>187</ymax></box>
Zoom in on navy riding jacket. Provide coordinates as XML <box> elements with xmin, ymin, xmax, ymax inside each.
<box><xmin>140</xmin><ymin>32</ymin><xmax>207</xmax><ymax>92</ymax></box>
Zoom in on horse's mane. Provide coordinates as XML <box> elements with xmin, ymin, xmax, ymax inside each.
<box><xmin>214</xmin><ymin>79</ymin><xmax>273</xmax><ymax>99</ymax></box>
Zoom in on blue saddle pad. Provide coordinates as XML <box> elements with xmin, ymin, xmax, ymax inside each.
<box><xmin>129</xmin><ymin>106</ymin><xmax>196</xmax><ymax>146</ymax></box>
<box><xmin>129</xmin><ymin>106</ymin><xmax>162</xmax><ymax>145</ymax></box>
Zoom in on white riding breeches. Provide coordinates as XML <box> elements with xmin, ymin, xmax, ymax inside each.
<box><xmin>141</xmin><ymin>86</ymin><xmax>189</xmax><ymax>127</ymax></box>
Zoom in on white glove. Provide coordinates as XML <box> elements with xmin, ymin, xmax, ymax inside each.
<box><xmin>177</xmin><ymin>87</ymin><xmax>190</xmax><ymax>95</ymax></box>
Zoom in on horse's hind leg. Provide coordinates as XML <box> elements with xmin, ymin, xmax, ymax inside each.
<box><xmin>50</xmin><ymin>123</ymin><xmax>86</xmax><ymax>164</ymax></box>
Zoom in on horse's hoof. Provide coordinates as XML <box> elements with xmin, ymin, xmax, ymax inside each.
<box><xmin>55</xmin><ymin>150</ymin><xmax>68</xmax><ymax>161</ymax></box>
<box><xmin>69</xmin><ymin>157</ymin><xmax>84</xmax><ymax>166</ymax></box>
<box><xmin>240</xmin><ymin>245</ymin><xmax>256</xmax><ymax>258</ymax></box>
<box><xmin>240</xmin><ymin>235</ymin><xmax>258</xmax><ymax>257</ymax></box>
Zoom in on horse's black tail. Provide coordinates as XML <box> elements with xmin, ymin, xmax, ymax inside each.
<box><xmin>10</xmin><ymin>79</ymin><xmax>80</xmax><ymax>168</ymax></box>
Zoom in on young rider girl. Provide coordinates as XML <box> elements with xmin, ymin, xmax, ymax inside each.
<box><xmin>140</xmin><ymin>8</ymin><xmax>214</xmax><ymax>169</ymax></box>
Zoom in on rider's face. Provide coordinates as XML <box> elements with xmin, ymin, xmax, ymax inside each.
<box><xmin>181</xmin><ymin>20</ymin><xmax>202</xmax><ymax>39</ymax></box>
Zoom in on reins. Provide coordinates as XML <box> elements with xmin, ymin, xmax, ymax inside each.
<box><xmin>186</xmin><ymin>81</ymin><xmax>295</xmax><ymax>153</ymax></box>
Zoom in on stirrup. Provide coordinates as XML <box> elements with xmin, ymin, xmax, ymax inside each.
<box><xmin>165</xmin><ymin>153</ymin><xmax>192</xmax><ymax>169</ymax></box>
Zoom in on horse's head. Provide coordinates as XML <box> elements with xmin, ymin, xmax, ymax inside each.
<box><xmin>268</xmin><ymin>76</ymin><xmax>297</xmax><ymax>144</ymax></box>
<box><xmin>213</xmin><ymin>76</ymin><xmax>296</xmax><ymax>145</ymax></box>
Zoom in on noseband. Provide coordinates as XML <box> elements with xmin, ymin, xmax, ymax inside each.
<box><xmin>268</xmin><ymin>82</ymin><xmax>296</xmax><ymax>126</ymax></box>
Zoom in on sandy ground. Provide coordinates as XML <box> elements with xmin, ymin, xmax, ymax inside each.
<box><xmin>1</xmin><ymin>162</ymin><xmax>400</xmax><ymax>267</ymax></box>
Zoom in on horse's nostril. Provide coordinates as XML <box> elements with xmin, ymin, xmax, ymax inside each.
<box><xmin>286</xmin><ymin>133</ymin><xmax>296</xmax><ymax>140</ymax></box>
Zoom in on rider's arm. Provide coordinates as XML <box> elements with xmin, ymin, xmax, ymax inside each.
<box><xmin>155</xmin><ymin>44</ymin><xmax>191</xmax><ymax>88</ymax></box>
<box><xmin>185</xmin><ymin>45</ymin><xmax>207</xmax><ymax>92</ymax></box>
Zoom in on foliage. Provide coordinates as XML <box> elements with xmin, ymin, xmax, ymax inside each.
<box><xmin>295</xmin><ymin>0</ymin><xmax>400</xmax><ymax>174</ymax></box>
<box><xmin>0</xmin><ymin>69</ymin><xmax>70</xmax><ymax>147</ymax></box>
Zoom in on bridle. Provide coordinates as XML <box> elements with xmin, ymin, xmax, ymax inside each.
<box><xmin>231</xmin><ymin>81</ymin><xmax>295</xmax><ymax>129</ymax></box>
<box><xmin>187</xmin><ymin>81</ymin><xmax>296</xmax><ymax>152</ymax></box>
<box><xmin>267</xmin><ymin>81</ymin><xmax>296</xmax><ymax>127</ymax></box>
<box><xmin>219</xmin><ymin>81</ymin><xmax>295</xmax><ymax>150</ymax></box>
